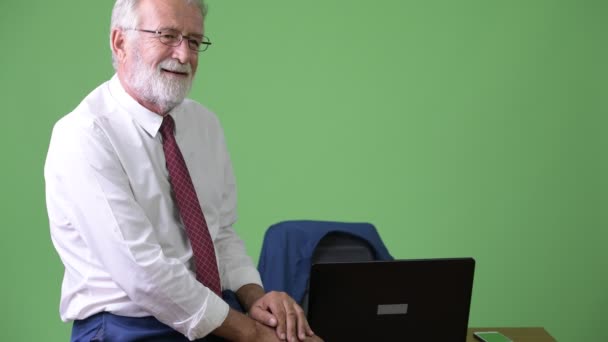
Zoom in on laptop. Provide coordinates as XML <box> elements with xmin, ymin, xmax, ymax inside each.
<box><xmin>306</xmin><ymin>258</ymin><xmax>475</xmax><ymax>341</ymax></box>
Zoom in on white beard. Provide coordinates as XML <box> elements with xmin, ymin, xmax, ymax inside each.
<box><xmin>128</xmin><ymin>50</ymin><xmax>193</xmax><ymax>114</ymax></box>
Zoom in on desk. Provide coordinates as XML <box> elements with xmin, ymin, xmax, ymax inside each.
<box><xmin>467</xmin><ymin>327</ymin><xmax>556</xmax><ymax>342</ymax></box>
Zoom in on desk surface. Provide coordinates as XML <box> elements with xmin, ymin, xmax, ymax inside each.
<box><xmin>467</xmin><ymin>327</ymin><xmax>556</xmax><ymax>342</ymax></box>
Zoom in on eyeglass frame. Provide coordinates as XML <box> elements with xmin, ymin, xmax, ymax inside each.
<box><xmin>125</xmin><ymin>28</ymin><xmax>212</xmax><ymax>52</ymax></box>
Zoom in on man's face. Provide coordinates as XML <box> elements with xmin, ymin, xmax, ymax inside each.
<box><xmin>121</xmin><ymin>0</ymin><xmax>204</xmax><ymax>112</ymax></box>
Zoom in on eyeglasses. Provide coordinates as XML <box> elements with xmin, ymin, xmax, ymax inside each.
<box><xmin>127</xmin><ymin>28</ymin><xmax>212</xmax><ymax>52</ymax></box>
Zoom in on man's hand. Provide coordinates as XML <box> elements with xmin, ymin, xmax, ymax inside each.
<box><xmin>248</xmin><ymin>291</ymin><xmax>318</xmax><ymax>342</ymax></box>
<box><xmin>250</xmin><ymin>320</ymin><xmax>283</xmax><ymax>341</ymax></box>
<box><xmin>212</xmin><ymin>308</ymin><xmax>322</xmax><ymax>342</ymax></box>
<box><xmin>213</xmin><ymin>308</ymin><xmax>280</xmax><ymax>342</ymax></box>
<box><xmin>249</xmin><ymin>320</ymin><xmax>322</xmax><ymax>342</ymax></box>
<box><xmin>234</xmin><ymin>284</ymin><xmax>323</xmax><ymax>341</ymax></box>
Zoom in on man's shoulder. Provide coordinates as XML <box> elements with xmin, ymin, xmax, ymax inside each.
<box><xmin>53</xmin><ymin>80</ymin><xmax>116</xmax><ymax>137</ymax></box>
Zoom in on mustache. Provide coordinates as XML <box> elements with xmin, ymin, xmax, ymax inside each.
<box><xmin>158</xmin><ymin>59</ymin><xmax>192</xmax><ymax>74</ymax></box>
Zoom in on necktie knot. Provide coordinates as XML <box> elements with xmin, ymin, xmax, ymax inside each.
<box><xmin>160</xmin><ymin>115</ymin><xmax>175</xmax><ymax>140</ymax></box>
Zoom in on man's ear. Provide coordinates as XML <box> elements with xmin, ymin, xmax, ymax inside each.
<box><xmin>111</xmin><ymin>28</ymin><xmax>127</xmax><ymax>64</ymax></box>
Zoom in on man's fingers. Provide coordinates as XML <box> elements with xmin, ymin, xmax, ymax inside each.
<box><xmin>249</xmin><ymin>291</ymin><xmax>316</xmax><ymax>341</ymax></box>
<box><xmin>286</xmin><ymin>300</ymin><xmax>313</xmax><ymax>341</ymax></box>
<box><xmin>294</xmin><ymin>305</ymin><xmax>312</xmax><ymax>340</ymax></box>
<box><xmin>249</xmin><ymin>305</ymin><xmax>278</xmax><ymax>327</ymax></box>
<box><xmin>283</xmin><ymin>299</ymin><xmax>298</xmax><ymax>342</ymax></box>
<box><xmin>265</xmin><ymin>294</ymin><xmax>287</xmax><ymax>340</ymax></box>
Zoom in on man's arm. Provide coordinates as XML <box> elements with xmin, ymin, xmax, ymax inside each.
<box><xmin>45</xmin><ymin>117</ymin><xmax>227</xmax><ymax>339</ymax></box>
<box><xmin>212</xmin><ymin>308</ymin><xmax>278</xmax><ymax>342</ymax></box>
<box><xmin>235</xmin><ymin>284</ymin><xmax>317</xmax><ymax>342</ymax></box>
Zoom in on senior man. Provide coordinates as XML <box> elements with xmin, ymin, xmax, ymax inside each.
<box><xmin>44</xmin><ymin>0</ymin><xmax>321</xmax><ymax>341</ymax></box>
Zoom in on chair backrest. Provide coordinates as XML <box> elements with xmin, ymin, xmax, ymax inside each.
<box><xmin>312</xmin><ymin>231</ymin><xmax>376</xmax><ymax>263</ymax></box>
<box><xmin>257</xmin><ymin>220</ymin><xmax>393</xmax><ymax>310</ymax></box>
<box><xmin>302</xmin><ymin>232</ymin><xmax>376</xmax><ymax>313</ymax></box>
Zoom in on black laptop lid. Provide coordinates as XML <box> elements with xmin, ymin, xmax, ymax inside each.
<box><xmin>307</xmin><ymin>258</ymin><xmax>475</xmax><ymax>342</ymax></box>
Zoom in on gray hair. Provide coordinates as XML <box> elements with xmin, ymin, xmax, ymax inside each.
<box><xmin>110</xmin><ymin>0</ymin><xmax>208</xmax><ymax>69</ymax></box>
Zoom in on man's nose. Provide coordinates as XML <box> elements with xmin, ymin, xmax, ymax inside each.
<box><xmin>171</xmin><ymin>39</ymin><xmax>193</xmax><ymax>64</ymax></box>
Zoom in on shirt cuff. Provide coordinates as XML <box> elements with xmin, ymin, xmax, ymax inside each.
<box><xmin>177</xmin><ymin>291</ymin><xmax>230</xmax><ymax>340</ymax></box>
<box><xmin>223</xmin><ymin>266</ymin><xmax>263</xmax><ymax>292</ymax></box>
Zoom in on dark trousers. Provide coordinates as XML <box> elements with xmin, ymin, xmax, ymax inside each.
<box><xmin>71</xmin><ymin>291</ymin><xmax>243</xmax><ymax>342</ymax></box>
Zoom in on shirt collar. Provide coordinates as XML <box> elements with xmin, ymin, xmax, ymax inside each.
<box><xmin>108</xmin><ymin>74</ymin><xmax>184</xmax><ymax>138</ymax></box>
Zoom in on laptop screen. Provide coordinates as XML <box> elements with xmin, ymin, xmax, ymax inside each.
<box><xmin>307</xmin><ymin>258</ymin><xmax>475</xmax><ymax>341</ymax></box>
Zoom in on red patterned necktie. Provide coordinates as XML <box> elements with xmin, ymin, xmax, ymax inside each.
<box><xmin>159</xmin><ymin>115</ymin><xmax>222</xmax><ymax>296</ymax></box>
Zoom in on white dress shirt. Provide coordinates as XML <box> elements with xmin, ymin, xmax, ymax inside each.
<box><xmin>44</xmin><ymin>75</ymin><xmax>262</xmax><ymax>340</ymax></box>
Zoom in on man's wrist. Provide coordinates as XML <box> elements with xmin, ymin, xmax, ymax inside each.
<box><xmin>213</xmin><ymin>308</ymin><xmax>257</xmax><ymax>342</ymax></box>
<box><xmin>235</xmin><ymin>283</ymin><xmax>266</xmax><ymax>312</ymax></box>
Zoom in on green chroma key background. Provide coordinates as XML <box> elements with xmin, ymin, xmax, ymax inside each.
<box><xmin>0</xmin><ymin>1</ymin><xmax>606</xmax><ymax>341</ymax></box>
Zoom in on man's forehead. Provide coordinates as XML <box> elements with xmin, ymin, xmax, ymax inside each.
<box><xmin>137</xmin><ymin>0</ymin><xmax>204</xmax><ymax>32</ymax></box>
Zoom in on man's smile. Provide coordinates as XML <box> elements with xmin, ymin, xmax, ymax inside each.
<box><xmin>162</xmin><ymin>68</ymin><xmax>189</xmax><ymax>76</ymax></box>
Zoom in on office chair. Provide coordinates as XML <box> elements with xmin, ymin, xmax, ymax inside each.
<box><xmin>257</xmin><ymin>220</ymin><xmax>392</xmax><ymax>313</ymax></box>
